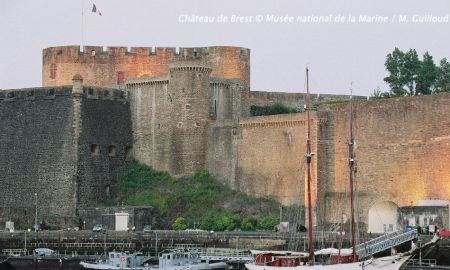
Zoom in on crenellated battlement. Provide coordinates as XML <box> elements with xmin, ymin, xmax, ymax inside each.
<box><xmin>210</xmin><ymin>78</ymin><xmax>244</xmax><ymax>88</ymax></box>
<box><xmin>0</xmin><ymin>87</ymin><xmax>72</xmax><ymax>101</ymax></box>
<box><xmin>81</xmin><ymin>86</ymin><xmax>128</xmax><ymax>101</ymax></box>
<box><xmin>125</xmin><ymin>77</ymin><xmax>169</xmax><ymax>87</ymax></box>
<box><xmin>169</xmin><ymin>62</ymin><xmax>212</xmax><ymax>74</ymax></box>
<box><xmin>43</xmin><ymin>45</ymin><xmax>176</xmax><ymax>57</ymax></box>
<box><xmin>0</xmin><ymin>86</ymin><xmax>127</xmax><ymax>103</ymax></box>
<box><xmin>43</xmin><ymin>45</ymin><xmax>249</xmax><ymax>59</ymax></box>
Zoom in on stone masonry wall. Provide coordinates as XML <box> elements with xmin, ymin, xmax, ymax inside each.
<box><xmin>234</xmin><ymin>113</ymin><xmax>321</xmax><ymax>208</ymax></box>
<box><xmin>76</xmin><ymin>87</ymin><xmax>133</xmax><ymax>206</ymax></box>
<box><xmin>211</xmin><ymin>79</ymin><xmax>249</xmax><ymax>120</ymax></box>
<box><xmin>249</xmin><ymin>91</ymin><xmax>365</xmax><ymax>110</ymax></box>
<box><xmin>0</xmin><ymin>87</ymin><xmax>77</xmax><ymax>221</ymax></box>
<box><xmin>43</xmin><ymin>46</ymin><xmax>250</xmax><ymax>91</ymax></box>
<box><xmin>165</xmin><ymin>63</ymin><xmax>212</xmax><ymax>176</ymax></box>
<box><xmin>317</xmin><ymin>93</ymin><xmax>450</xmax><ymax>226</ymax></box>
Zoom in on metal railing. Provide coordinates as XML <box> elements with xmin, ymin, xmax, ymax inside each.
<box><xmin>355</xmin><ymin>229</ymin><xmax>418</xmax><ymax>259</ymax></box>
<box><xmin>196</xmin><ymin>248</ymin><xmax>254</xmax><ymax>262</ymax></box>
<box><xmin>405</xmin><ymin>258</ymin><xmax>437</xmax><ymax>267</ymax></box>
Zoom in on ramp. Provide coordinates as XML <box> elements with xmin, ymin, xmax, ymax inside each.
<box><xmin>355</xmin><ymin>229</ymin><xmax>418</xmax><ymax>259</ymax></box>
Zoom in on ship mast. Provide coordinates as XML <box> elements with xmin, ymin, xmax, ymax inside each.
<box><xmin>305</xmin><ymin>67</ymin><xmax>314</xmax><ymax>264</ymax></box>
<box><xmin>348</xmin><ymin>84</ymin><xmax>357</xmax><ymax>262</ymax></box>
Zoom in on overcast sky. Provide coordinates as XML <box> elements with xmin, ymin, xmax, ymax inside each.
<box><xmin>1</xmin><ymin>0</ymin><xmax>449</xmax><ymax>96</ymax></box>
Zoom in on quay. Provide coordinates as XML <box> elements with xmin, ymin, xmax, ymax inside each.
<box><xmin>0</xmin><ymin>230</ymin><xmax>362</xmax><ymax>254</ymax></box>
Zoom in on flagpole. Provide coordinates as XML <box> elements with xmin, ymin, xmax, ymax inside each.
<box><xmin>81</xmin><ymin>0</ymin><xmax>84</xmax><ymax>51</ymax></box>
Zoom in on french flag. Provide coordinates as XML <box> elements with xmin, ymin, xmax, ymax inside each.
<box><xmin>92</xmin><ymin>4</ymin><xmax>102</xmax><ymax>16</ymax></box>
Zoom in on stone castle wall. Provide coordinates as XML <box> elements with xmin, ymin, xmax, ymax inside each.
<box><xmin>208</xmin><ymin>113</ymin><xmax>323</xmax><ymax>207</ymax></box>
<box><xmin>0</xmin><ymin>87</ymin><xmax>77</xmax><ymax>220</ymax></box>
<box><xmin>249</xmin><ymin>91</ymin><xmax>365</xmax><ymax>110</ymax></box>
<box><xmin>42</xmin><ymin>46</ymin><xmax>250</xmax><ymax>91</ymax></box>
<box><xmin>127</xmin><ymin>61</ymin><xmax>248</xmax><ymax>176</ymax></box>
<box><xmin>76</xmin><ymin>87</ymin><xmax>133</xmax><ymax>206</ymax></box>
<box><xmin>3</xmin><ymin>45</ymin><xmax>449</xmax><ymax>229</ymax></box>
<box><xmin>208</xmin><ymin>93</ymin><xmax>450</xmax><ymax>228</ymax></box>
<box><xmin>317</xmin><ymin>93</ymin><xmax>450</xmax><ymax>225</ymax></box>
<box><xmin>0</xmin><ymin>84</ymin><xmax>133</xmax><ymax>226</ymax></box>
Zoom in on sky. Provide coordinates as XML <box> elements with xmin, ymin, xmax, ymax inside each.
<box><xmin>1</xmin><ymin>0</ymin><xmax>449</xmax><ymax>96</ymax></box>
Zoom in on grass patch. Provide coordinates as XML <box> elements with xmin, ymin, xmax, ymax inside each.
<box><xmin>110</xmin><ymin>162</ymin><xmax>283</xmax><ymax>230</ymax></box>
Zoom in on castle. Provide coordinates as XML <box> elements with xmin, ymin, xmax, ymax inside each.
<box><xmin>1</xmin><ymin>45</ymin><xmax>449</xmax><ymax>232</ymax></box>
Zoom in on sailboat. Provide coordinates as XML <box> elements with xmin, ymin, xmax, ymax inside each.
<box><xmin>245</xmin><ymin>69</ymin><xmax>415</xmax><ymax>270</ymax></box>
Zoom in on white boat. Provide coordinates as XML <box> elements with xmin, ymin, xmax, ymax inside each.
<box><xmin>80</xmin><ymin>249</ymin><xmax>229</xmax><ymax>270</ymax></box>
<box><xmin>245</xmin><ymin>254</ymin><xmax>410</xmax><ymax>270</ymax></box>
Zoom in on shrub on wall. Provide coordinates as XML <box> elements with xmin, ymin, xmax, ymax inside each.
<box><xmin>241</xmin><ymin>217</ymin><xmax>257</xmax><ymax>231</ymax></box>
<box><xmin>251</xmin><ymin>103</ymin><xmax>298</xmax><ymax>116</ymax></box>
<box><xmin>113</xmin><ymin>162</ymin><xmax>283</xmax><ymax>229</ymax></box>
<box><xmin>258</xmin><ymin>216</ymin><xmax>280</xmax><ymax>230</ymax></box>
<box><xmin>172</xmin><ymin>217</ymin><xmax>188</xmax><ymax>230</ymax></box>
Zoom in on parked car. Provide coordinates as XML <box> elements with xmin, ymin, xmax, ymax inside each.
<box><xmin>92</xmin><ymin>224</ymin><xmax>107</xmax><ymax>232</ymax></box>
<box><xmin>143</xmin><ymin>224</ymin><xmax>152</xmax><ymax>232</ymax></box>
<box><xmin>32</xmin><ymin>223</ymin><xmax>50</xmax><ymax>231</ymax></box>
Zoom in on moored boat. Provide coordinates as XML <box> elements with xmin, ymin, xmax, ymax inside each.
<box><xmin>80</xmin><ymin>249</ymin><xmax>229</xmax><ymax>270</ymax></box>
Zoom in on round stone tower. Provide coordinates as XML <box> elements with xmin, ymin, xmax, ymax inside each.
<box><xmin>166</xmin><ymin>60</ymin><xmax>212</xmax><ymax>176</ymax></box>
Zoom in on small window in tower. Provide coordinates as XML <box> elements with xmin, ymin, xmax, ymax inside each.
<box><xmin>194</xmin><ymin>122</ymin><xmax>200</xmax><ymax>127</ymax></box>
<box><xmin>90</xmin><ymin>144</ymin><xmax>99</xmax><ymax>155</ymax></box>
<box><xmin>105</xmin><ymin>185</ymin><xmax>110</xmax><ymax>198</ymax></box>
<box><xmin>157</xmin><ymin>124</ymin><xmax>161</xmax><ymax>129</ymax></box>
<box><xmin>125</xmin><ymin>146</ymin><xmax>133</xmax><ymax>159</ymax></box>
<box><xmin>91</xmin><ymin>50</ymin><xmax>96</xmax><ymax>56</ymax></box>
<box><xmin>214</xmin><ymin>100</ymin><xmax>217</xmax><ymax>116</ymax></box>
<box><xmin>193</xmin><ymin>51</ymin><xmax>198</xmax><ymax>57</ymax></box>
<box><xmin>88</xmin><ymin>88</ymin><xmax>94</xmax><ymax>96</ymax></box>
<box><xmin>232</xmin><ymin>127</ymin><xmax>237</xmax><ymax>135</ymax></box>
<box><xmin>117</xmin><ymin>71</ymin><xmax>125</xmax><ymax>84</ymax></box>
<box><xmin>185</xmin><ymin>104</ymin><xmax>191</xmax><ymax>110</ymax></box>
<box><xmin>177</xmin><ymin>122</ymin><xmax>183</xmax><ymax>128</ymax></box>
<box><xmin>50</xmin><ymin>64</ymin><xmax>57</xmax><ymax>79</ymax></box>
<box><xmin>108</xmin><ymin>145</ymin><xmax>116</xmax><ymax>157</ymax></box>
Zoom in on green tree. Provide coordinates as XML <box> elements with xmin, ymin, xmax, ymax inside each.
<box><xmin>403</xmin><ymin>49</ymin><xmax>421</xmax><ymax>96</ymax></box>
<box><xmin>212</xmin><ymin>213</ymin><xmax>240</xmax><ymax>231</ymax></box>
<box><xmin>258</xmin><ymin>216</ymin><xmax>280</xmax><ymax>230</ymax></box>
<box><xmin>416</xmin><ymin>52</ymin><xmax>437</xmax><ymax>95</ymax></box>
<box><xmin>436</xmin><ymin>58</ymin><xmax>450</xmax><ymax>92</ymax></box>
<box><xmin>172</xmin><ymin>217</ymin><xmax>188</xmax><ymax>230</ymax></box>
<box><xmin>384</xmin><ymin>48</ymin><xmax>407</xmax><ymax>96</ymax></box>
<box><xmin>384</xmin><ymin>48</ymin><xmax>420</xmax><ymax>96</ymax></box>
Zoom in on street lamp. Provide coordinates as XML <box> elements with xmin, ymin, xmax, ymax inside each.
<box><xmin>34</xmin><ymin>193</ymin><xmax>38</xmax><ymax>232</ymax></box>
